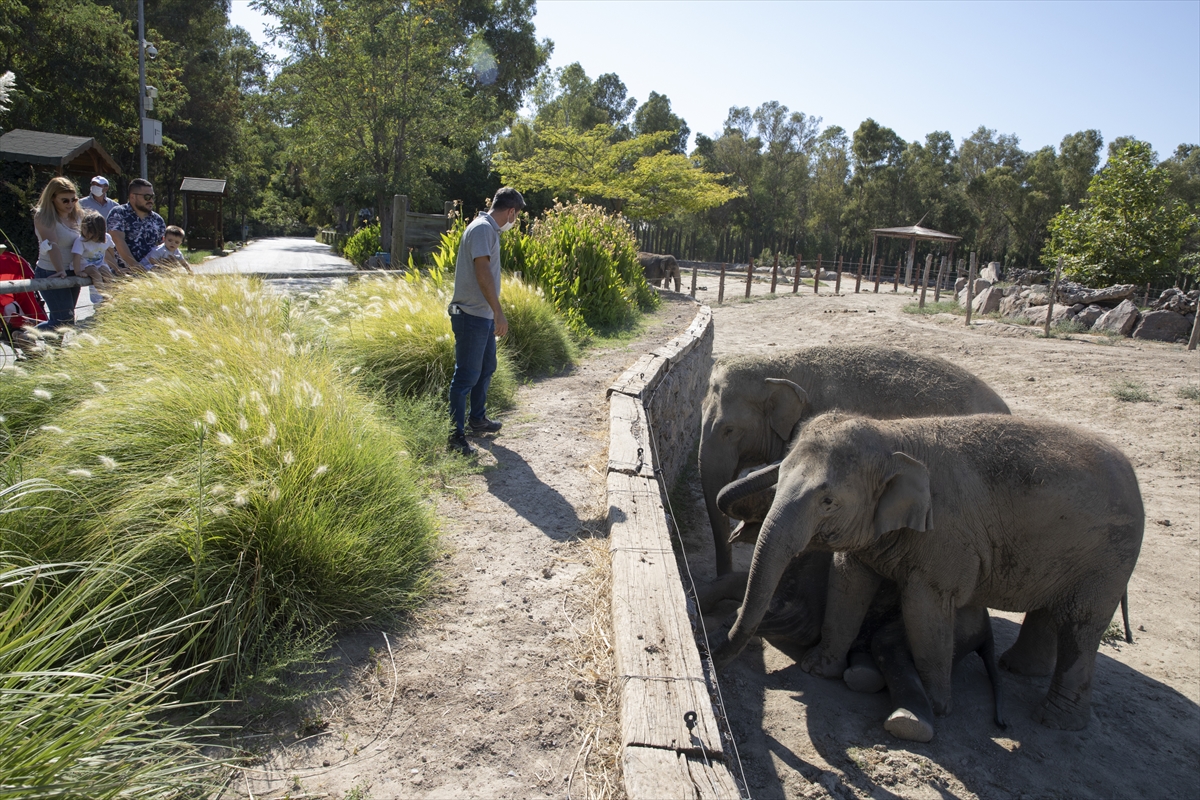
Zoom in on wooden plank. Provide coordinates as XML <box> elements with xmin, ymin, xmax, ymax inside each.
<box><xmin>608</xmin><ymin>353</ymin><xmax>668</xmax><ymax>398</ymax></box>
<box><xmin>607</xmin><ymin>472</ymin><xmax>672</xmax><ymax>553</ymax></box>
<box><xmin>623</xmin><ymin>746</ymin><xmax>741</xmax><ymax>800</ymax></box>
<box><xmin>609</xmin><ymin>393</ymin><xmax>657</xmax><ymax>478</ymax></box>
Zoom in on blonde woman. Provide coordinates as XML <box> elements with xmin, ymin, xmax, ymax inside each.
<box><xmin>32</xmin><ymin>176</ymin><xmax>83</xmax><ymax>327</ymax></box>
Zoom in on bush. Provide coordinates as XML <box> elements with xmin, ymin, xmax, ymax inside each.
<box><xmin>0</xmin><ymin>275</ymin><xmax>439</xmax><ymax>697</ymax></box>
<box><xmin>1112</xmin><ymin>380</ymin><xmax>1155</xmax><ymax>402</ymax></box>
<box><xmin>342</xmin><ymin>224</ymin><xmax>381</xmax><ymax>267</ymax></box>
<box><xmin>902</xmin><ymin>300</ymin><xmax>962</xmax><ymax>316</ymax></box>
<box><xmin>499</xmin><ymin>276</ymin><xmax>578</xmax><ymax>377</ymax></box>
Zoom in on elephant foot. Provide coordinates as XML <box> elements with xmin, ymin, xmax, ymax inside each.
<box><xmin>1033</xmin><ymin>694</ymin><xmax>1090</xmax><ymax>731</ymax></box>
<box><xmin>884</xmin><ymin>708</ymin><xmax>934</xmax><ymax>743</ymax></box>
<box><xmin>800</xmin><ymin>646</ymin><xmax>847</xmax><ymax>679</ymax></box>
<box><xmin>1000</xmin><ymin>646</ymin><xmax>1055</xmax><ymax>677</ymax></box>
<box><xmin>843</xmin><ymin>662</ymin><xmax>886</xmax><ymax>694</ymax></box>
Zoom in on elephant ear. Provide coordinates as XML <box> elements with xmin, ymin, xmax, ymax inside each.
<box><xmin>763</xmin><ymin>378</ymin><xmax>809</xmax><ymax>441</ymax></box>
<box><xmin>872</xmin><ymin>452</ymin><xmax>933</xmax><ymax>538</ymax></box>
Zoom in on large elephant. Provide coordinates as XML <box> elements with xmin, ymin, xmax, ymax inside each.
<box><xmin>712</xmin><ymin>470</ymin><xmax>1005</xmax><ymax>743</ymax></box>
<box><xmin>699</xmin><ymin>345</ymin><xmax>1011</xmax><ymax>576</ymax></box>
<box><xmin>637</xmin><ymin>251</ymin><xmax>681</xmax><ymax>292</ymax></box>
<box><xmin>715</xmin><ymin>412</ymin><xmax>1144</xmax><ymax>730</ymax></box>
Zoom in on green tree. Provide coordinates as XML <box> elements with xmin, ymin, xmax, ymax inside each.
<box><xmin>1045</xmin><ymin>140</ymin><xmax>1197</xmax><ymax>287</ymax></box>
<box><xmin>632</xmin><ymin>91</ymin><xmax>689</xmax><ymax>154</ymax></box>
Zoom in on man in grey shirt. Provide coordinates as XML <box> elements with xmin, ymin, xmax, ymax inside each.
<box><xmin>447</xmin><ymin>187</ymin><xmax>525</xmax><ymax>456</ymax></box>
<box><xmin>78</xmin><ymin>176</ymin><xmax>119</xmax><ymax>219</ymax></box>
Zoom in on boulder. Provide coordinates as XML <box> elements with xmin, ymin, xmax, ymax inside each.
<box><xmin>1132</xmin><ymin>310</ymin><xmax>1193</xmax><ymax>342</ymax></box>
<box><xmin>972</xmin><ymin>285</ymin><xmax>1003</xmax><ymax>315</ymax></box>
<box><xmin>955</xmin><ymin>277</ymin><xmax>967</xmax><ymax>293</ymax></box>
<box><xmin>980</xmin><ymin>262</ymin><xmax>1002</xmax><ymax>283</ymax></box>
<box><xmin>1076</xmin><ymin>304</ymin><xmax>1105</xmax><ymax>329</ymax></box>
<box><xmin>973</xmin><ymin>278</ymin><xmax>992</xmax><ymax>294</ymax></box>
<box><xmin>1059</xmin><ymin>283</ymin><xmax>1137</xmax><ymax>306</ymax></box>
<box><xmin>1000</xmin><ymin>293</ymin><xmax>1029</xmax><ymax>317</ymax></box>
<box><xmin>1093</xmin><ymin>300</ymin><xmax>1140</xmax><ymax>336</ymax></box>
<box><xmin>1151</xmin><ymin>288</ymin><xmax>1198</xmax><ymax>314</ymax></box>
<box><xmin>1026</xmin><ymin>286</ymin><xmax>1050</xmax><ymax>306</ymax></box>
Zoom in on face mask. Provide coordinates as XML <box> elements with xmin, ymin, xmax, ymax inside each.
<box><xmin>499</xmin><ymin>220</ymin><xmax>514</xmax><ymax>232</ymax></box>
<box><xmin>91</xmin><ymin>185</ymin><xmax>104</xmax><ymax>198</ymax></box>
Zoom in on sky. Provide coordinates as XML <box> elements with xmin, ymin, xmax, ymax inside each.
<box><xmin>229</xmin><ymin>0</ymin><xmax>1200</xmax><ymax>159</ymax></box>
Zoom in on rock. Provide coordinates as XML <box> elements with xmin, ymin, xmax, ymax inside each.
<box><xmin>1027</xmin><ymin>286</ymin><xmax>1050</xmax><ymax>306</ymax></box>
<box><xmin>1024</xmin><ymin>305</ymin><xmax>1050</xmax><ymax>325</ymax></box>
<box><xmin>980</xmin><ymin>262</ymin><xmax>1002</xmax><ymax>283</ymax></box>
<box><xmin>1093</xmin><ymin>299</ymin><xmax>1140</xmax><ymax>336</ymax></box>
<box><xmin>1076</xmin><ymin>304</ymin><xmax>1104</xmax><ymax>329</ymax></box>
<box><xmin>973</xmin><ymin>278</ymin><xmax>992</xmax><ymax>294</ymax></box>
<box><xmin>955</xmin><ymin>277</ymin><xmax>967</xmax><ymax>293</ymax></box>
<box><xmin>1152</xmin><ymin>288</ymin><xmax>1198</xmax><ymax>314</ymax></box>
<box><xmin>972</xmin><ymin>285</ymin><xmax>1002</xmax><ymax>314</ymax></box>
<box><xmin>1002</xmin><ymin>285</ymin><xmax>1022</xmax><ymax>297</ymax></box>
<box><xmin>1000</xmin><ymin>293</ymin><xmax>1029</xmax><ymax>317</ymax></box>
<box><xmin>1132</xmin><ymin>310</ymin><xmax>1193</xmax><ymax>342</ymax></box>
<box><xmin>1060</xmin><ymin>283</ymin><xmax>1137</xmax><ymax>306</ymax></box>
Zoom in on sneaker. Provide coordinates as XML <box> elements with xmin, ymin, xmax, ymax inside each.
<box><xmin>447</xmin><ymin>430</ymin><xmax>474</xmax><ymax>456</ymax></box>
<box><xmin>468</xmin><ymin>416</ymin><xmax>502</xmax><ymax>434</ymax></box>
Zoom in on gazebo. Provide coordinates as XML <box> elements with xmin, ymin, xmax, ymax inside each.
<box><xmin>179</xmin><ymin>177</ymin><xmax>227</xmax><ymax>250</ymax></box>
<box><xmin>868</xmin><ymin>224</ymin><xmax>961</xmax><ymax>285</ymax></box>
<box><xmin>0</xmin><ymin>129</ymin><xmax>121</xmax><ymax>179</ymax></box>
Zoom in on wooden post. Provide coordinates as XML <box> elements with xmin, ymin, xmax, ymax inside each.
<box><xmin>892</xmin><ymin>259</ymin><xmax>900</xmax><ymax>292</ymax></box>
<box><xmin>934</xmin><ymin>256</ymin><xmax>946</xmax><ymax>302</ymax></box>
<box><xmin>814</xmin><ymin>254</ymin><xmax>822</xmax><ymax>295</ymax></box>
<box><xmin>965</xmin><ymin>252</ymin><xmax>977</xmax><ymax>326</ymax></box>
<box><xmin>689</xmin><ymin>261</ymin><xmax>698</xmax><ymax>299</ymax></box>
<box><xmin>854</xmin><ymin>253</ymin><xmax>863</xmax><ymax>293</ymax></box>
<box><xmin>391</xmin><ymin>194</ymin><xmax>408</xmax><ymax>269</ymax></box>
<box><xmin>873</xmin><ymin>257</ymin><xmax>882</xmax><ymax>293</ymax></box>
<box><xmin>770</xmin><ymin>253</ymin><xmax>779</xmax><ymax>293</ymax></box>
<box><xmin>1143</xmin><ymin>282</ymin><xmax>1151</xmax><ymax>307</ymax></box>
<box><xmin>910</xmin><ymin>248</ymin><xmax>919</xmax><ymax>293</ymax></box>
<box><xmin>1044</xmin><ymin>256</ymin><xmax>1063</xmax><ymax>337</ymax></box>
<box><xmin>919</xmin><ymin>253</ymin><xmax>932</xmax><ymax>309</ymax></box>
<box><xmin>834</xmin><ymin>255</ymin><xmax>843</xmax><ymax>294</ymax></box>
<box><xmin>905</xmin><ymin>238</ymin><xmax>916</xmax><ymax>287</ymax></box>
<box><xmin>1188</xmin><ymin>304</ymin><xmax>1200</xmax><ymax>350</ymax></box>
<box><xmin>792</xmin><ymin>253</ymin><xmax>802</xmax><ymax>293</ymax></box>
<box><xmin>718</xmin><ymin>263</ymin><xmax>726</xmax><ymax>304</ymax></box>
<box><xmin>745</xmin><ymin>257</ymin><xmax>754</xmax><ymax>298</ymax></box>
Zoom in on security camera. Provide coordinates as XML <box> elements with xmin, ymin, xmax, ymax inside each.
<box><xmin>144</xmin><ymin>41</ymin><xmax>158</xmax><ymax>59</ymax></box>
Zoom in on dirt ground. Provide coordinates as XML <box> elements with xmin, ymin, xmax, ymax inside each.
<box><xmin>218</xmin><ymin>274</ymin><xmax>1199</xmax><ymax>800</ymax></box>
<box><xmin>678</xmin><ymin>277</ymin><xmax>1200</xmax><ymax>800</ymax></box>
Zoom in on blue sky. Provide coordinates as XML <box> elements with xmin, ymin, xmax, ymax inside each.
<box><xmin>230</xmin><ymin>0</ymin><xmax>1200</xmax><ymax>159</ymax></box>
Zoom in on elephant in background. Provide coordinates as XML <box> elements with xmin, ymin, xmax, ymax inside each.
<box><xmin>637</xmin><ymin>251</ymin><xmax>682</xmax><ymax>292</ymax></box>
<box><xmin>715</xmin><ymin>412</ymin><xmax>1144</xmax><ymax>730</ymax></box>
<box><xmin>699</xmin><ymin>345</ymin><xmax>1011</xmax><ymax>576</ymax></box>
<box><xmin>710</xmin><ymin>468</ymin><xmax>1005</xmax><ymax>743</ymax></box>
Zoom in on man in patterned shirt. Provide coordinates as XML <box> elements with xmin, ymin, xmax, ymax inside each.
<box><xmin>108</xmin><ymin>178</ymin><xmax>165</xmax><ymax>271</ymax></box>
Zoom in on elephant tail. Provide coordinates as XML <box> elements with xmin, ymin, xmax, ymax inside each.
<box><xmin>1121</xmin><ymin>590</ymin><xmax>1133</xmax><ymax>644</ymax></box>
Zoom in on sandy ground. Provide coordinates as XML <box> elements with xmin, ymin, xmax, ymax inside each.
<box><xmin>216</xmin><ymin>270</ymin><xmax>1199</xmax><ymax>800</ymax></box>
<box><xmin>678</xmin><ymin>276</ymin><xmax>1200</xmax><ymax>800</ymax></box>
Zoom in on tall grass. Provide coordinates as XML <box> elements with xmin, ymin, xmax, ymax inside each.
<box><xmin>0</xmin><ymin>275</ymin><xmax>439</xmax><ymax>697</ymax></box>
<box><xmin>499</xmin><ymin>276</ymin><xmax>578</xmax><ymax>377</ymax></box>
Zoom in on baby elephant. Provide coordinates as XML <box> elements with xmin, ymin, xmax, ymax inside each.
<box><xmin>716</xmin><ymin>412</ymin><xmax>1144</xmax><ymax>730</ymax></box>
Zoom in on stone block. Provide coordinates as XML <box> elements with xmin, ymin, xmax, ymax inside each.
<box><xmin>1076</xmin><ymin>304</ymin><xmax>1104</xmax><ymax>329</ymax></box>
<box><xmin>972</xmin><ymin>285</ymin><xmax>1002</xmax><ymax>314</ymax></box>
<box><xmin>1131</xmin><ymin>310</ymin><xmax>1193</xmax><ymax>343</ymax></box>
<box><xmin>1093</xmin><ymin>299</ymin><xmax>1139</xmax><ymax>336</ymax></box>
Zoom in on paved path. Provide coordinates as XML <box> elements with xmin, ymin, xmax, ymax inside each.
<box><xmin>192</xmin><ymin>236</ymin><xmax>354</xmax><ymax>275</ymax></box>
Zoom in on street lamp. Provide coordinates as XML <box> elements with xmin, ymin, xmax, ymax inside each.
<box><xmin>137</xmin><ymin>0</ymin><xmax>161</xmax><ymax>179</ymax></box>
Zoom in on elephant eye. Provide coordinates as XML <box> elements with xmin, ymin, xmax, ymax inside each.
<box><xmin>819</xmin><ymin>496</ymin><xmax>838</xmax><ymax>512</ymax></box>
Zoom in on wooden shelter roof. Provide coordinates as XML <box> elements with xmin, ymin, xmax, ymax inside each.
<box><xmin>0</xmin><ymin>129</ymin><xmax>121</xmax><ymax>176</ymax></box>
<box><xmin>870</xmin><ymin>224</ymin><xmax>961</xmax><ymax>243</ymax></box>
<box><xmin>179</xmin><ymin>177</ymin><xmax>227</xmax><ymax>195</ymax></box>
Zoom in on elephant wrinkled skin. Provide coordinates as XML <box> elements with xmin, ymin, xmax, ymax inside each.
<box><xmin>716</xmin><ymin>412</ymin><xmax>1144</xmax><ymax>731</ymax></box>
<box><xmin>637</xmin><ymin>251</ymin><xmax>682</xmax><ymax>292</ymax></box>
<box><xmin>699</xmin><ymin>345</ymin><xmax>1010</xmax><ymax>576</ymax></box>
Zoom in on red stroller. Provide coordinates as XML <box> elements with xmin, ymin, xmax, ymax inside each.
<box><xmin>1</xmin><ymin>250</ymin><xmax>49</xmax><ymax>343</ymax></box>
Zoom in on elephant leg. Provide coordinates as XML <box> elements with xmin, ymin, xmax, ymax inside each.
<box><xmin>1000</xmin><ymin>607</ymin><xmax>1057</xmax><ymax>677</ymax></box>
<box><xmin>698</xmin><ymin>571</ymin><xmax>748</xmax><ymax>614</ymax></box>
<box><xmin>672</xmin><ymin>271</ymin><xmax>681</xmax><ymax>292</ymax></box>
<box><xmin>955</xmin><ymin>605</ymin><xmax>1006</xmax><ymax>730</ymax></box>
<box><xmin>801</xmin><ymin>554</ymin><xmax>880</xmax><ymax>678</ymax></box>
<box><xmin>900</xmin><ymin>582</ymin><xmax>956</xmax><ymax>717</ymax></box>
<box><xmin>1034</xmin><ymin>603</ymin><xmax>1111</xmax><ymax>730</ymax></box>
<box><xmin>844</xmin><ymin>645</ymin><xmax>886</xmax><ymax>694</ymax></box>
<box><xmin>872</xmin><ymin>618</ymin><xmax>936</xmax><ymax>743</ymax></box>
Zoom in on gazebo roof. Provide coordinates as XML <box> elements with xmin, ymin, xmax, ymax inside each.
<box><xmin>0</xmin><ymin>129</ymin><xmax>121</xmax><ymax>176</ymax></box>
<box><xmin>870</xmin><ymin>224</ymin><xmax>961</xmax><ymax>243</ymax></box>
<box><xmin>179</xmin><ymin>177</ymin><xmax>227</xmax><ymax>195</ymax></box>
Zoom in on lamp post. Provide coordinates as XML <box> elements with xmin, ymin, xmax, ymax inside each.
<box><xmin>138</xmin><ymin>0</ymin><xmax>146</xmax><ymax>179</ymax></box>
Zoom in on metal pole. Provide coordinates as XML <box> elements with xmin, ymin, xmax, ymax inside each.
<box><xmin>138</xmin><ymin>0</ymin><xmax>147</xmax><ymax>179</ymax></box>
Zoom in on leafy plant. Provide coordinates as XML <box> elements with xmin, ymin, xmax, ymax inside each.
<box><xmin>1178</xmin><ymin>384</ymin><xmax>1200</xmax><ymax>402</ymax></box>
<box><xmin>342</xmin><ymin>224</ymin><xmax>381</xmax><ymax>268</ymax></box>
<box><xmin>499</xmin><ymin>276</ymin><xmax>578</xmax><ymax>377</ymax></box>
<box><xmin>902</xmin><ymin>300</ymin><xmax>962</xmax><ymax>316</ymax></box>
<box><xmin>1112</xmin><ymin>380</ymin><xmax>1155</xmax><ymax>403</ymax></box>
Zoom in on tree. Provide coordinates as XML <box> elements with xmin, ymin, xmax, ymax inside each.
<box><xmin>493</xmin><ymin>124</ymin><xmax>738</xmax><ymax>219</ymax></box>
<box><xmin>531</xmin><ymin>63</ymin><xmax>634</xmax><ymax>136</ymax></box>
<box><xmin>258</xmin><ymin>0</ymin><xmax>546</xmax><ymax>240</ymax></box>
<box><xmin>632</xmin><ymin>91</ymin><xmax>689</xmax><ymax>154</ymax></box>
<box><xmin>1044</xmin><ymin>140</ymin><xmax>1197</xmax><ymax>287</ymax></box>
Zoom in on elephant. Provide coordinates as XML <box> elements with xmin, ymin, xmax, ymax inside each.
<box><xmin>699</xmin><ymin>345</ymin><xmax>1011</xmax><ymax>576</ymax></box>
<box><xmin>710</xmin><ymin>470</ymin><xmax>1005</xmax><ymax>743</ymax></box>
<box><xmin>637</xmin><ymin>251</ymin><xmax>682</xmax><ymax>292</ymax></box>
<box><xmin>714</xmin><ymin>411</ymin><xmax>1144</xmax><ymax>730</ymax></box>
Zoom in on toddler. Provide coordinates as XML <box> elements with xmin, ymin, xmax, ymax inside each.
<box><xmin>71</xmin><ymin>211</ymin><xmax>117</xmax><ymax>289</ymax></box>
<box><xmin>146</xmin><ymin>225</ymin><xmax>192</xmax><ymax>273</ymax></box>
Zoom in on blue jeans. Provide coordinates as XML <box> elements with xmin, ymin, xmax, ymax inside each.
<box><xmin>34</xmin><ymin>266</ymin><xmax>79</xmax><ymax>328</ymax></box>
<box><xmin>448</xmin><ymin>311</ymin><xmax>496</xmax><ymax>434</ymax></box>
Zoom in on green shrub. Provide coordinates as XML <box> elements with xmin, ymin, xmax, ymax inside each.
<box><xmin>903</xmin><ymin>300</ymin><xmax>962</xmax><ymax>316</ymax></box>
<box><xmin>1178</xmin><ymin>384</ymin><xmax>1200</xmax><ymax>402</ymax></box>
<box><xmin>0</xmin><ymin>275</ymin><xmax>439</xmax><ymax>697</ymax></box>
<box><xmin>499</xmin><ymin>276</ymin><xmax>578</xmax><ymax>377</ymax></box>
<box><xmin>1112</xmin><ymin>380</ymin><xmax>1155</xmax><ymax>402</ymax></box>
<box><xmin>342</xmin><ymin>224</ymin><xmax>381</xmax><ymax>267</ymax></box>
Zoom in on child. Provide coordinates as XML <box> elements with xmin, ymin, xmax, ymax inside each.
<box><xmin>71</xmin><ymin>211</ymin><xmax>118</xmax><ymax>290</ymax></box>
<box><xmin>146</xmin><ymin>225</ymin><xmax>193</xmax><ymax>273</ymax></box>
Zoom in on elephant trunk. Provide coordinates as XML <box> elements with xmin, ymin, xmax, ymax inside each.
<box><xmin>699</xmin><ymin>439</ymin><xmax>737</xmax><ymax>576</ymax></box>
<box><xmin>716</xmin><ymin>462</ymin><xmax>781</xmax><ymax>517</ymax></box>
<box><xmin>713</xmin><ymin>499</ymin><xmax>816</xmax><ymax>669</ymax></box>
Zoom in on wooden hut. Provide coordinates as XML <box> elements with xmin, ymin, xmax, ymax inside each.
<box><xmin>179</xmin><ymin>177</ymin><xmax>227</xmax><ymax>250</ymax></box>
<box><xmin>0</xmin><ymin>129</ymin><xmax>121</xmax><ymax>180</ymax></box>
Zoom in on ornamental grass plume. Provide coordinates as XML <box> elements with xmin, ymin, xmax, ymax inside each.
<box><xmin>499</xmin><ymin>275</ymin><xmax>577</xmax><ymax>376</ymax></box>
<box><xmin>0</xmin><ymin>275</ymin><xmax>439</xmax><ymax>697</ymax></box>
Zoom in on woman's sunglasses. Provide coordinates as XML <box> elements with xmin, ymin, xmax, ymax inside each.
<box><xmin>57</xmin><ymin>196</ymin><xmax>78</xmax><ymax>204</ymax></box>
